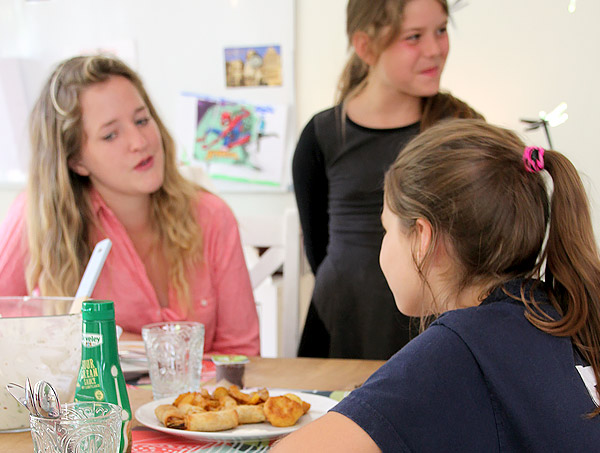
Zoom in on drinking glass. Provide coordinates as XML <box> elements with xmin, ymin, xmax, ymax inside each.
<box><xmin>142</xmin><ymin>321</ymin><xmax>205</xmax><ymax>399</ymax></box>
<box><xmin>30</xmin><ymin>401</ymin><xmax>121</xmax><ymax>453</ymax></box>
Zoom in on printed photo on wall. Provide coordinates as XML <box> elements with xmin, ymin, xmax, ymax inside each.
<box><xmin>224</xmin><ymin>45</ymin><xmax>282</xmax><ymax>87</ymax></box>
<box><xmin>176</xmin><ymin>93</ymin><xmax>288</xmax><ymax>187</ymax></box>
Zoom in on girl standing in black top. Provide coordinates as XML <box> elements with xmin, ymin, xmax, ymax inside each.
<box><xmin>293</xmin><ymin>0</ymin><xmax>482</xmax><ymax>359</ymax></box>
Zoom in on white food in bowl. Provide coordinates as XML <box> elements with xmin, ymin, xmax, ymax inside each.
<box><xmin>0</xmin><ymin>298</ymin><xmax>82</xmax><ymax>432</ymax></box>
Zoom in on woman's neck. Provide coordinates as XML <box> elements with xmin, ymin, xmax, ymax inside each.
<box><xmin>96</xmin><ymin>189</ymin><xmax>154</xmax><ymax>237</ymax></box>
<box><xmin>346</xmin><ymin>80</ymin><xmax>422</xmax><ymax>129</ymax></box>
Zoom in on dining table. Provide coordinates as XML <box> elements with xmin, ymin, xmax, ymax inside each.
<box><xmin>1</xmin><ymin>354</ymin><xmax>385</xmax><ymax>452</ymax></box>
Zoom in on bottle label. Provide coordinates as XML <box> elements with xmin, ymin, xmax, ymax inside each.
<box><xmin>78</xmin><ymin>358</ymin><xmax>101</xmax><ymax>391</ymax></box>
<box><xmin>82</xmin><ymin>333</ymin><xmax>103</xmax><ymax>348</ymax></box>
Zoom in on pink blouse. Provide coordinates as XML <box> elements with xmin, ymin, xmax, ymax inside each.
<box><xmin>0</xmin><ymin>190</ymin><xmax>260</xmax><ymax>356</ymax></box>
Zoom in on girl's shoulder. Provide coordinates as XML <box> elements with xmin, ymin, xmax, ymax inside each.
<box><xmin>310</xmin><ymin>106</ymin><xmax>339</xmax><ymax>133</ymax></box>
<box><xmin>312</xmin><ymin>105</ymin><xmax>338</xmax><ymax>121</ymax></box>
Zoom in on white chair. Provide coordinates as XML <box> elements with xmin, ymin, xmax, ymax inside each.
<box><xmin>238</xmin><ymin>208</ymin><xmax>301</xmax><ymax>358</ymax></box>
<box><xmin>178</xmin><ymin>167</ymin><xmax>302</xmax><ymax>357</ymax></box>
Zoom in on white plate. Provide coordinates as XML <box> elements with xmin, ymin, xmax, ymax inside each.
<box><xmin>135</xmin><ymin>389</ymin><xmax>337</xmax><ymax>442</ymax></box>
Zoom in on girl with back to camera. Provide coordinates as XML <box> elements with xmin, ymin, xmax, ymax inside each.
<box><xmin>294</xmin><ymin>0</ymin><xmax>482</xmax><ymax>359</ymax></box>
<box><xmin>275</xmin><ymin>118</ymin><xmax>600</xmax><ymax>451</ymax></box>
<box><xmin>0</xmin><ymin>55</ymin><xmax>260</xmax><ymax>356</ymax></box>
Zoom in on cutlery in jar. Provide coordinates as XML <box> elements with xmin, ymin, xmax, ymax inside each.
<box><xmin>33</xmin><ymin>380</ymin><xmax>61</xmax><ymax>419</ymax></box>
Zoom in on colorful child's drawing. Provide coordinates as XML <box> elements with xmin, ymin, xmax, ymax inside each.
<box><xmin>177</xmin><ymin>93</ymin><xmax>288</xmax><ymax>188</ymax></box>
<box><xmin>225</xmin><ymin>45</ymin><xmax>282</xmax><ymax>87</ymax></box>
<box><xmin>195</xmin><ymin>99</ymin><xmax>275</xmax><ymax>171</ymax></box>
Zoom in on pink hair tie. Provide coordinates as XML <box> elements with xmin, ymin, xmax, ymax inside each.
<box><xmin>523</xmin><ymin>146</ymin><xmax>545</xmax><ymax>173</ymax></box>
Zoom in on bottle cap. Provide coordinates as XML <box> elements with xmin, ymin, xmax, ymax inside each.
<box><xmin>81</xmin><ymin>300</ymin><xmax>115</xmax><ymax>321</ymax></box>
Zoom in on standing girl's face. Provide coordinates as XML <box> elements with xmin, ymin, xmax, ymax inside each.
<box><xmin>369</xmin><ymin>0</ymin><xmax>449</xmax><ymax>99</ymax></box>
<box><xmin>71</xmin><ymin>75</ymin><xmax>165</xmax><ymax>202</ymax></box>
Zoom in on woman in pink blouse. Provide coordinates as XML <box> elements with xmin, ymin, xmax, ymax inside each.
<box><xmin>0</xmin><ymin>55</ymin><xmax>259</xmax><ymax>356</ymax></box>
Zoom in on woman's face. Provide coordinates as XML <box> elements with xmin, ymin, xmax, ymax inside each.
<box><xmin>379</xmin><ymin>203</ymin><xmax>429</xmax><ymax>317</ymax></box>
<box><xmin>369</xmin><ymin>0</ymin><xmax>449</xmax><ymax>98</ymax></box>
<box><xmin>71</xmin><ymin>75</ymin><xmax>165</xmax><ymax>202</ymax></box>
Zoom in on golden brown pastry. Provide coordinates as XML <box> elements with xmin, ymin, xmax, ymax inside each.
<box><xmin>263</xmin><ymin>396</ymin><xmax>305</xmax><ymax>427</ymax></box>
<box><xmin>257</xmin><ymin>388</ymin><xmax>270</xmax><ymax>402</ymax></box>
<box><xmin>235</xmin><ymin>404</ymin><xmax>266</xmax><ymax>424</ymax></box>
<box><xmin>186</xmin><ymin>408</ymin><xmax>239</xmax><ymax>432</ymax></box>
<box><xmin>284</xmin><ymin>393</ymin><xmax>311</xmax><ymax>414</ymax></box>
<box><xmin>178</xmin><ymin>403</ymin><xmax>206</xmax><ymax>415</ymax></box>
<box><xmin>217</xmin><ymin>395</ymin><xmax>238</xmax><ymax>410</ymax></box>
<box><xmin>173</xmin><ymin>392</ymin><xmax>195</xmax><ymax>407</ymax></box>
<box><xmin>154</xmin><ymin>404</ymin><xmax>186</xmax><ymax>429</ymax></box>
<box><xmin>228</xmin><ymin>385</ymin><xmax>261</xmax><ymax>405</ymax></box>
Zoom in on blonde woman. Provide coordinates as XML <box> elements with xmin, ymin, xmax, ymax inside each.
<box><xmin>293</xmin><ymin>0</ymin><xmax>482</xmax><ymax>359</ymax></box>
<box><xmin>0</xmin><ymin>55</ymin><xmax>260</xmax><ymax>356</ymax></box>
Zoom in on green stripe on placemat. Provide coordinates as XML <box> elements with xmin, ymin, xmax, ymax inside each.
<box><xmin>327</xmin><ymin>390</ymin><xmax>351</xmax><ymax>402</ymax></box>
<box><xmin>301</xmin><ymin>390</ymin><xmax>350</xmax><ymax>401</ymax></box>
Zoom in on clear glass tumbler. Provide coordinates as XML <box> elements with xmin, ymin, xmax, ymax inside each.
<box><xmin>30</xmin><ymin>401</ymin><xmax>121</xmax><ymax>453</ymax></box>
<box><xmin>141</xmin><ymin>321</ymin><xmax>205</xmax><ymax>400</ymax></box>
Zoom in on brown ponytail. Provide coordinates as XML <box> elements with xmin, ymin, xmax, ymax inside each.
<box><xmin>421</xmin><ymin>92</ymin><xmax>484</xmax><ymax>131</ymax></box>
<box><xmin>336</xmin><ymin>52</ymin><xmax>369</xmax><ymax>104</ymax></box>
<box><xmin>385</xmin><ymin>119</ymin><xmax>600</xmax><ymax>415</ymax></box>
<box><xmin>531</xmin><ymin>150</ymin><xmax>600</xmax><ymax>415</ymax></box>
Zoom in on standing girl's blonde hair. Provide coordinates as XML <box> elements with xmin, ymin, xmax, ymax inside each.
<box><xmin>27</xmin><ymin>55</ymin><xmax>201</xmax><ymax>311</ymax></box>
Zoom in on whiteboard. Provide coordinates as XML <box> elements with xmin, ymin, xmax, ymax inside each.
<box><xmin>0</xmin><ymin>0</ymin><xmax>296</xmax><ymax>191</ymax></box>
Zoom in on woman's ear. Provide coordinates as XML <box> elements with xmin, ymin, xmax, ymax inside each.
<box><xmin>351</xmin><ymin>31</ymin><xmax>377</xmax><ymax>66</ymax></box>
<box><xmin>413</xmin><ymin>218</ymin><xmax>433</xmax><ymax>267</ymax></box>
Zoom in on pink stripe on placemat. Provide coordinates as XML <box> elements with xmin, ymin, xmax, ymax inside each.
<box><xmin>133</xmin><ymin>428</ymin><xmax>220</xmax><ymax>452</ymax></box>
<box><xmin>132</xmin><ymin>427</ymin><xmax>274</xmax><ymax>452</ymax></box>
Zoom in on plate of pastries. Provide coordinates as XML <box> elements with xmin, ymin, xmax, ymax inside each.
<box><xmin>135</xmin><ymin>385</ymin><xmax>338</xmax><ymax>442</ymax></box>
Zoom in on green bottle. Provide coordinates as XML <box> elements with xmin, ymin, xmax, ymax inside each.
<box><xmin>74</xmin><ymin>300</ymin><xmax>132</xmax><ymax>453</ymax></box>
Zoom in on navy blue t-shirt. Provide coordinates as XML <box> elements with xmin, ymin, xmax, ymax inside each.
<box><xmin>332</xmin><ymin>280</ymin><xmax>600</xmax><ymax>452</ymax></box>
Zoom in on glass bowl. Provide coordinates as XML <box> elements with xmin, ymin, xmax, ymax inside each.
<box><xmin>0</xmin><ymin>297</ymin><xmax>81</xmax><ymax>432</ymax></box>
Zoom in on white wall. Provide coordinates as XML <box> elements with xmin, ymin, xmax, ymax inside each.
<box><xmin>443</xmin><ymin>0</ymin><xmax>600</xmax><ymax>236</ymax></box>
<box><xmin>2</xmin><ymin>0</ymin><xmax>600</xmax><ymax>238</ymax></box>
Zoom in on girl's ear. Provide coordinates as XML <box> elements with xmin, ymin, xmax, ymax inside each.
<box><xmin>413</xmin><ymin>218</ymin><xmax>433</xmax><ymax>267</ymax></box>
<box><xmin>351</xmin><ymin>31</ymin><xmax>377</xmax><ymax>66</ymax></box>
<box><xmin>68</xmin><ymin>157</ymin><xmax>90</xmax><ymax>177</ymax></box>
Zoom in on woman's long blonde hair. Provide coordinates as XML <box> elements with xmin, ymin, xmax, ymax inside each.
<box><xmin>27</xmin><ymin>55</ymin><xmax>202</xmax><ymax>312</ymax></box>
<box><xmin>338</xmin><ymin>0</ymin><xmax>482</xmax><ymax>129</ymax></box>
